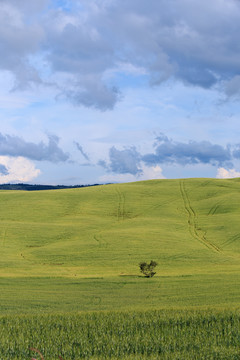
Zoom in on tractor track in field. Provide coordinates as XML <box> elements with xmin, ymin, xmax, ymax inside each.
<box><xmin>179</xmin><ymin>180</ymin><xmax>221</xmax><ymax>253</ymax></box>
<box><xmin>208</xmin><ymin>203</ymin><xmax>220</xmax><ymax>216</ymax></box>
<box><xmin>93</xmin><ymin>187</ymin><xmax>127</xmax><ymax>248</ymax></box>
<box><xmin>114</xmin><ymin>187</ymin><xmax>177</xmax><ymax>221</ymax></box>
<box><xmin>115</xmin><ymin>187</ymin><xmax>126</xmax><ymax>221</ymax></box>
<box><xmin>222</xmin><ymin>233</ymin><xmax>240</xmax><ymax>247</ymax></box>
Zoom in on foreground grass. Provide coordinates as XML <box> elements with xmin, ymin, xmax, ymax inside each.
<box><xmin>1</xmin><ymin>309</ymin><xmax>240</xmax><ymax>359</ymax></box>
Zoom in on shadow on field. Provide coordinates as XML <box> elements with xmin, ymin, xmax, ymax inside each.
<box><xmin>119</xmin><ymin>274</ymin><xmax>141</xmax><ymax>277</ymax></box>
<box><xmin>119</xmin><ymin>274</ymin><xmax>154</xmax><ymax>278</ymax></box>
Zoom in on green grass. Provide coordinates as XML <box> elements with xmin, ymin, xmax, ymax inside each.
<box><xmin>2</xmin><ymin>178</ymin><xmax>240</xmax><ymax>359</ymax></box>
<box><xmin>2</xmin><ymin>309</ymin><xmax>240</xmax><ymax>359</ymax></box>
<box><xmin>2</xmin><ymin>274</ymin><xmax>240</xmax><ymax>314</ymax></box>
<box><xmin>1</xmin><ymin>177</ymin><xmax>240</xmax><ymax>312</ymax></box>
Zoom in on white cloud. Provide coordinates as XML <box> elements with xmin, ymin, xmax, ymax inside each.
<box><xmin>139</xmin><ymin>164</ymin><xmax>165</xmax><ymax>180</ymax></box>
<box><xmin>2</xmin><ymin>0</ymin><xmax>240</xmax><ymax>109</ymax></box>
<box><xmin>0</xmin><ymin>156</ymin><xmax>41</xmax><ymax>184</ymax></box>
<box><xmin>99</xmin><ymin>164</ymin><xmax>165</xmax><ymax>183</ymax></box>
<box><xmin>216</xmin><ymin>167</ymin><xmax>240</xmax><ymax>179</ymax></box>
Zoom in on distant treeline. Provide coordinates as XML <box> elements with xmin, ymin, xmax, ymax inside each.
<box><xmin>0</xmin><ymin>183</ymin><xmax>101</xmax><ymax>191</ymax></box>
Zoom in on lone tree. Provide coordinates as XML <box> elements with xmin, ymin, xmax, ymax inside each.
<box><xmin>139</xmin><ymin>260</ymin><xmax>158</xmax><ymax>278</ymax></box>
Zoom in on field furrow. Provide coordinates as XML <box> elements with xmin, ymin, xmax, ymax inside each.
<box><xmin>179</xmin><ymin>180</ymin><xmax>221</xmax><ymax>252</ymax></box>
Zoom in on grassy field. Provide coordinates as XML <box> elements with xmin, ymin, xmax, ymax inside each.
<box><xmin>1</xmin><ymin>177</ymin><xmax>240</xmax><ymax>358</ymax></box>
<box><xmin>2</xmin><ymin>309</ymin><xmax>240</xmax><ymax>359</ymax></box>
<box><xmin>1</xmin><ymin>177</ymin><xmax>240</xmax><ymax>313</ymax></box>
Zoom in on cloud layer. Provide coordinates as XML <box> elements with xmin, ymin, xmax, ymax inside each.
<box><xmin>0</xmin><ymin>133</ymin><xmax>69</xmax><ymax>162</ymax></box>
<box><xmin>2</xmin><ymin>0</ymin><xmax>240</xmax><ymax>109</ymax></box>
<box><xmin>142</xmin><ymin>134</ymin><xmax>232</xmax><ymax>166</ymax></box>
<box><xmin>99</xmin><ymin>146</ymin><xmax>142</xmax><ymax>175</ymax></box>
<box><xmin>100</xmin><ymin>134</ymin><xmax>236</xmax><ymax>176</ymax></box>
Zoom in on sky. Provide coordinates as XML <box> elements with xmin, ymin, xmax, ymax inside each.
<box><xmin>1</xmin><ymin>0</ymin><xmax>240</xmax><ymax>184</ymax></box>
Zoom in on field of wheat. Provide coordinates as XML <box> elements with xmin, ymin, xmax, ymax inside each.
<box><xmin>1</xmin><ymin>178</ymin><xmax>240</xmax><ymax>358</ymax></box>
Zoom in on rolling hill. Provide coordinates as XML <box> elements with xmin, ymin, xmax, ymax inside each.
<box><xmin>1</xmin><ymin>177</ymin><xmax>240</xmax><ymax>313</ymax></box>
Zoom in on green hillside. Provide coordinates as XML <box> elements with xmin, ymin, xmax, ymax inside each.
<box><xmin>1</xmin><ymin>177</ymin><xmax>240</xmax><ymax>313</ymax></box>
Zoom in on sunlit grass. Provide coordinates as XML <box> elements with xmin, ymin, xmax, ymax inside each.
<box><xmin>1</xmin><ymin>178</ymin><xmax>240</xmax><ymax>312</ymax></box>
<box><xmin>1</xmin><ymin>178</ymin><xmax>240</xmax><ymax>358</ymax></box>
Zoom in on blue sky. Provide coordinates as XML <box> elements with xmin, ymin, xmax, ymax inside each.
<box><xmin>0</xmin><ymin>0</ymin><xmax>240</xmax><ymax>184</ymax></box>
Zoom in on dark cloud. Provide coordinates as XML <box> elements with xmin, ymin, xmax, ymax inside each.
<box><xmin>2</xmin><ymin>0</ymin><xmax>48</xmax><ymax>12</ymax></box>
<box><xmin>75</xmin><ymin>142</ymin><xmax>90</xmax><ymax>161</ymax></box>
<box><xmin>224</xmin><ymin>75</ymin><xmax>240</xmax><ymax>100</ymax></box>
<box><xmin>0</xmin><ymin>1</ymin><xmax>44</xmax><ymax>89</ymax></box>
<box><xmin>0</xmin><ymin>164</ymin><xmax>9</xmax><ymax>175</ymax></box>
<box><xmin>142</xmin><ymin>134</ymin><xmax>232</xmax><ymax>166</ymax></box>
<box><xmin>99</xmin><ymin>134</ymin><xmax>234</xmax><ymax>175</ymax></box>
<box><xmin>232</xmin><ymin>144</ymin><xmax>240</xmax><ymax>159</ymax></box>
<box><xmin>0</xmin><ymin>133</ymin><xmax>69</xmax><ymax>162</ymax></box>
<box><xmin>61</xmin><ymin>78</ymin><xmax>120</xmax><ymax>111</ymax></box>
<box><xmin>2</xmin><ymin>0</ymin><xmax>240</xmax><ymax>108</ymax></box>
<box><xmin>99</xmin><ymin>146</ymin><xmax>142</xmax><ymax>175</ymax></box>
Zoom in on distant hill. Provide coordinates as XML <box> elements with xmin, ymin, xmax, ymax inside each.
<box><xmin>1</xmin><ymin>177</ymin><xmax>240</xmax><ymax>313</ymax></box>
<box><xmin>0</xmin><ymin>183</ymin><xmax>101</xmax><ymax>191</ymax></box>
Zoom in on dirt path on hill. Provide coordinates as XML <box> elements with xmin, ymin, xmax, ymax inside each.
<box><xmin>179</xmin><ymin>180</ymin><xmax>221</xmax><ymax>253</ymax></box>
<box><xmin>115</xmin><ymin>187</ymin><xmax>126</xmax><ymax>221</ymax></box>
